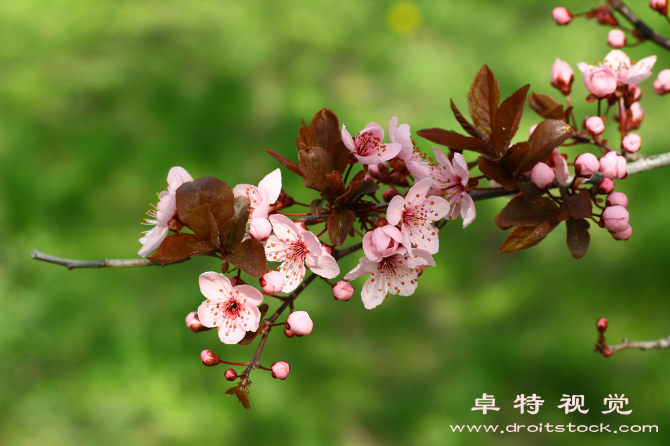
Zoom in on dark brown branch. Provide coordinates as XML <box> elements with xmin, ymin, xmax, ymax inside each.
<box><xmin>610</xmin><ymin>0</ymin><xmax>670</xmax><ymax>50</ymax></box>
<box><xmin>609</xmin><ymin>335</ymin><xmax>670</xmax><ymax>355</ymax></box>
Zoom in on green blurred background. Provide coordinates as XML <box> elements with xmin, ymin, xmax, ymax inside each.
<box><xmin>2</xmin><ymin>0</ymin><xmax>669</xmax><ymax>444</ymax></box>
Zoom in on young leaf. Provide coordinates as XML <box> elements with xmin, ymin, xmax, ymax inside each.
<box><xmin>502</xmin><ymin>142</ymin><xmax>530</xmax><ymax>174</ymax></box>
<box><xmin>328</xmin><ymin>140</ymin><xmax>350</xmax><ymax>174</ymax></box>
<box><xmin>478</xmin><ymin>157</ymin><xmax>516</xmax><ymax>191</ymax></box>
<box><xmin>416</xmin><ymin>128</ymin><xmax>495</xmax><ymax>158</ymax></box>
<box><xmin>310</xmin><ymin>199</ymin><xmax>325</xmax><ymax>217</ymax></box>
<box><xmin>239</xmin><ymin>320</ymin><xmax>267</xmax><ymax>346</ymax></box>
<box><xmin>223</xmin><ymin>239</ymin><xmax>267</xmax><ymax>278</ymax></box>
<box><xmin>335</xmin><ymin>170</ymin><xmax>367</xmax><ymax>204</ymax></box>
<box><xmin>175</xmin><ymin>177</ymin><xmax>236</xmax><ymax>239</ymax></box>
<box><xmin>296</xmin><ymin>120</ymin><xmax>319</xmax><ymax>152</ymax></box>
<box><xmin>189</xmin><ymin>203</ymin><xmax>221</xmax><ymax>248</ymax></box>
<box><xmin>224</xmin><ymin>196</ymin><xmax>250</xmax><ymax>250</ymax></box>
<box><xmin>490</xmin><ymin>84</ymin><xmax>530</xmax><ymax>155</ymax></box>
<box><xmin>298</xmin><ymin>146</ymin><xmax>333</xmax><ymax>194</ymax></box>
<box><xmin>566</xmin><ymin>218</ymin><xmax>590</xmax><ymax>259</ymax></box>
<box><xmin>311</xmin><ymin>108</ymin><xmax>341</xmax><ymax>151</ymax></box>
<box><xmin>450</xmin><ymin>99</ymin><xmax>486</xmax><ymax>142</ymax></box>
<box><xmin>225</xmin><ymin>386</ymin><xmax>251</xmax><ymax>410</ymax></box>
<box><xmin>148</xmin><ymin>233</ymin><xmax>212</xmax><ymax>264</ymax></box>
<box><xmin>559</xmin><ymin>191</ymin><xmax>593</xmax><ymax>220</ymax></box>
<box><xmin>326</xmin><ymin>172</ymin><xmax>346</xmax><ymax>198</ymax></box>
<box><xmin>495</xmin><ymin>195</ymin><xmax>559</xmax><ymax>229</ymax></box>
<box><xmin>467</xmin><ymin>65</ymin><xmax>500</xmax><ymax>138</ymax></box>
<box><xmin>328</xmin><ymin>207</ymin><xmax>356</xmax><ymax>246</ymax></box>
<box><xmin>498</xmin><ymin>219</ymin><xmax>559</xmax><ymax>253</ymax></box>
<box><xmin>265</xmin><ymin>149</ymin><xmax>303</xmax><ymax>177</ymax></box>
<box><xmin>517</xmin><ymin>119</ymin><xmax>572</xmax><ymax>174</ymax></box>
<box><xmin>527</xmin><ymin>92</ymin><xmax>566</xmax><ymax>121</ymax></box>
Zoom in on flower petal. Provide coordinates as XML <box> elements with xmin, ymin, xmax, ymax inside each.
<box><xmin>459</xmin><ymin>192</ymin><xmax>476</xmax><ymax>228</ymax></box>
<box><xmin>199</xmin><ymin>272</ymin><xmax>232</xmax><ymax>301</ymax></box>
<box><xmin>258</xmin><ymin>168</ymin><xmax>282</xmax><ymax>206</ymax></box>
<box><xmin>305</xmin><ymin>252</ymin><xmax>340</xmax><ymax>279</ymax></box>
<box><xmin>344</xmin><ymin>257</ymin><xmax>379</xmax><ymax>281</ymax></box>
<box><xmin>138</xmin><ymin>224</ymin><xmax>169</xmax><ymax>257</ymax></box>
<box><xmin>218</xmin><ymin>321</ymin><xmax>247</xmax><ymax>344</ymax></box>
<box><xmin>341</xmin><ymin>125</ymin><xmax>356</xmax><ymax>152</ymax></box>
<box><xmin>167</xmin><ymin>166</ymin><xmax>193</xmax><ymax>194</ymax></box>
<box><xmin>385</xmin><ymin>195</ymin><xmax>405</xmax><ymax>226</ymax></box>
<box><xmin>234</xmin><ymin>284</ymin><xmax>264</xmax><ymax>306</ymax></box>
<box><xmin>361</xmin><ymin>270</ymin><xmax>386</xmax><ymax>310</ymax></box>
<box><xmin>280</xmin><ymin>259</ymin><xmax>307</xmax><ymax>293</ymax></box>
<box><xmin>269</xmin><ymin>214</ymin><xmax>301</xmax><ymax>243</ymax></box>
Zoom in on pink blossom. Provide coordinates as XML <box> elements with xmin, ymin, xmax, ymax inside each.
<box><xmin>607</xmin><ymin>29</ymin><xmax>626</xmax><ymax>48</ymax></box>
<box><xmin>575</xmin><ymin>153</ymin><xmax>600</xmax><ymax>177</ymax></box>
<box><xmin>386</xmin><ymin>178</ymin><xmax>450</xmax><ymax>255</ymax></box>
<box><xmin>225</xmin><ymin>369</ymin><xmax>238</xmax><ymax>381</ymax></box>
<box><xmin>597</xmin><ymin>178</ymin><xmax>615</xmax><ymax>194</ymax></box>
<box><xmin>606</xmin><ymin>192</ymin><xmax>628</xmax><ymax>208</ymax></box>
<box><xmin>602</xmin><ymin>205</ymin><xmax>630</xmax><ymax>232</ymax></box>
<box><xmin>139</xmin><ymin>166</ymin><xmax>193</xmax><ymax>257</ymax></box>
<box><xmin>551</xmin><ymin>58</ymin><xmax>574</xmax><ymax>95</ymax></box>
<box><xmin>576</xmin><ymin>64</ymin><xmax>617</xmax><ymax>97</ymax></box>
<box><xmin>545</xmin><ymin>149</ymin><xmax>570</xmax><ymax>185</ymax></box>
<box><xmin>585</xmin><ymin>116</ymin><xmax>605</xmax><ymax>135</ymax></box>
<box><xmin>552</xmin><ymin>7</ymin><xmax>572</xmax><ymax>25</ymax></box>
<box><xmin>383</xmin><ymin>189</ymin><xmax>400</xmax><ymax>201</ymax></box>
<box><xmin>624</xmin><ymin>84</ymin><xmax>642</xmax><ymax>104</ymax></box>
<box><xmin>530</xmin><ymin>162</ymin><xmax>555</xmax><ymax>189</ymax></box>
<box><xmin>271</xmin><ymin>361</ymin><xmax>290</xmax><ymax>379</ymax></box>
<box><xmin>341</xmin><ymin>122</ymin><xmax>402</xmax><ymax>165</ymax></box>
<box><xmin>612</xmin><ymin>225</ymin><xmax>632</xmax><ymax>240</ymax></box>
<box><xmin>368</xmin><ymin>162</ymin><xmax>389</xmax><ymax>178</ymax></box>
<box><xmin>260</xmin><ymin>270</ymin><xmax>285</xmax><ymax>294</ymax></box>
<box><xmin>622</xmin><ymin>133</ymin><xmax>641</xmax><ymax>153</ymax></box>
<box><xmin>321</xmin><ymin>244</ymin><xmax>333</xmax><ymax>255</ymax></box>
<box><xmin>286</xmin><ymin>311</ymin><xmax>313</xmax><ymax>336</ymax></box>
<box><xmin>428</xmin><ymin>149</ymin><xmax>476</xmax><ymax>227</ymax></box>
<box><xmin>602</xmin><ymin>50</ymin><xmax>656</xmax><ymax>85</ymax></box>
<box><xmin>332</xmin><ymin>280</ymin><xmax>355</xmax><ymax>301</ymax></box>
<box><xmin>389</xmin><ymin>117</ymin><xmax>414</xmax><ymax>160</ymax></box>
<box><xmin>265</xmin><ymin>215</ymin><xmax>340</xmax><ymax>292</ymax></box>
<box><xmin>249</xmin><ymin>217</ymin><xmax>272</xmax><ymax>240</ymax></box>
<box><xmin>197</xmin><ymin>272</ymin><xmax>264</xmax><ymax>344</ymax></box>
<box><xmin>344</xmin><ymin>247</ymin><xmax>435</xmax><ymax>310</ymax></box>
<box><xmin>233</xmin><ymin>168</ymin><xmax>282</xmax><ymax>221</ymax></box>
<box><xmin>653</xmin><ymin>69</ymin><xmax>670</xmax><ymax>95</ymax></box>
<box><xmin>651</xmin><ymin>0</ymin><xmax>668</xmax><ymax>15</ymax></box>
<box><xmin>200</xmin><ymin>350</ymin><xmax>221</xmax><ymax>367</ymax></box>
<box><xmin>362</xmin><ymin>225</ymin><xmax>404</xmax><ymax>261</ymax></box>
<box><xmin>599</xmin><ymin>151</ymin><xmax>627</xmax><ymax>179</ymax></box>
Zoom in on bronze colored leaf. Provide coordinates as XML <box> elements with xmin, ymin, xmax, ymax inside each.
<box><xmin>148</xmin><ymin>233</ymin><xmax>212</xmax><ymax>264</ymax></box>
<box><xmin>566</xmin><ymin>218</ymin><xmax>590</xmax><ymax>259</ymax></box>
<box><xmin>238</xmin><ymin>320</ymin><xmax>267</xmax><ymax>346</ymax></box>
<box><xmin>225</xmin><ymin>386</ymin><xmax>251</xmax><ymax>410</ymax></box>
<box><xmin>450</xmin><ymin>99</ymin><xmax>486</xmax><ymax>142</ymax></box>
<box><xmin>189</xmin><ymin>203</ymin><xmax>220</xmax><ymax>248</ymax></box>
<box><xmin>328</xmin><ymin>207</ymin><xmax>356</xmax><ymax>246</ymax></box>
<box><xmin>467</xmin><ymin>64</ymin><xmax>500</xmax><ymax>138</ymax></box>
<box><xmin>517</xmin><ymin>119</ymin><xmax>572</xmax><ymax>174</ymax></box>
<box><xmin>502</xmin><ymin>142</ymin><xmax>530</xmax><ymax>174</ymax></box>
<box><xmin>335</xmin><ymin>170</ymin><xmax>367</xmax><ymax>204</ymax></box>
<box><xmin>328</xmin><ymin>140</ymin><xmax>350</xmax><ymax>174</ymax></box>
<box><xmin>495</xmin><ymin>195</ymin><xmax>559</xmax><ymax>229</ymax></box>
<box><xmin>224</xmin><ymin>196</ymin><xmax>250</xmax><ymax>250</ymax></box>
<box><xmin>265</xmin><ymin>149</ymin><xmax>302</xmax><ymax>177</ymax></box>
<box><xmin>296</xmin><ymin>120</ymin><xmax>319</xmax><ymax>152</ymax></box>
<box><xmin>223</xmin><ymin>239</ymin><xmax>267</xmax><ymax>278</ymax></box>
<box><xmin>527</xmin><ymin>92</ymin><xmax>566</xmax><ymax>121</ymax></box>
<box><xmin>299</xmin><ymin>146</ymin><xmax>333</xmax><ymax>193</ymax></box>
<box><xmin>311</xmin><ymin>108</ymin><xmax>341</xmax><ymax>151</ymax></box>
<box><xmin>490</xmin><ymin>84</ymin><xmax>530</xmax><ymax>155</ymax></box>
<box><xmin>175</xmin><ymin>177</ymin><xmax>236</xmax><ymax>241</ymax></box>
<box><xmin>326</xmin><ymin>172</ymin><xmax>346</xmax><ymax>198</ymax></box>
<box><xmin>310</xmin><ymin>199</ymin><xmax>325</xmax><ymax>217</ymax></box>
<box><xmin>559</xmin><ymin>191</ymin><xmax>593</xmax><ymax>220</ymax></box>
<box><xmin>478</xmin><ymin>157</ymin><xmax>516</xmax><ymax>191</ymax></box>
<box><xmin>416</xmin><ymin>128</ymin><xmax>495</xmax><ymax>158</ymax></box>
<box><xmin>498</xmin><ymin>219</ymin><xmax>559</xmax><ymax>253</ymax></box>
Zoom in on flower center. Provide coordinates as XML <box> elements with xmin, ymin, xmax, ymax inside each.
<box><xmin>287</xmin><ymin>240</ymin><xmax>308</xmax><ymax>261</ymax></box>
<box><xmin>355</xmin><ymin>131</ymin><xmax>384</xmax><ymax>156</ymax></box>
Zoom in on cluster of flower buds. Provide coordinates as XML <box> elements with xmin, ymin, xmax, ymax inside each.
<box><xmin>594</xmin><ymin>318</ymin><xmax>612</xmax><ymax>357</ymax></box>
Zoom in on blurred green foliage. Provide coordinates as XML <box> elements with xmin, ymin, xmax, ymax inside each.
<box><xmin>1</xmin><ymin>0</ymin><xmax>669</xmax><ymax>445</ymax></box>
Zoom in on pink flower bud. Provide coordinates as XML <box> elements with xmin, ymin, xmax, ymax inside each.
<box><xmin>617</xmin><ymin>102</ymin><xmax>644</xmax><ymax>131</ymax></box>
<box><xmin>383</xmin><ymin>189</ymin><xmax>400</xmax><ymax>201</ymax></box>
<box><xmin>654</xmin><ymin>69</ymin><xmax>670</xmax><ymax>95</ymax></box>
<box><xmin>622</xmin><ymin>133</ymin><xmax>641</xmax><ymax>153</ymax></box>
<box><xmin>286</xmin><ymin>310</ymin><xmax>313</xmax><ymax>336</ymax></box>
<box><xmin>602</xmin><ymin>205</ymin><xmax>630</xmax><ymax>232</ymax></box>
<box><xmin>611</xmin><ymin>225</ymin><xmax>632</xmax><ymax>240</ymax></box>
<box><xmin>225</xmin><ymin>369</ymin><xmax>238</xmax><ymax>381</ymax></box>
<box><xmin>599</xmin><ymin>151</ymin><xmax>627</xmax><ymax>179</ymax></box>
<box><xmin>596</xmin><ymin>317</ymin><xmax>608</xmax><ymax>333</ymax></box>
<box><xmin>530</xmin><ymin>162</ymin><xmax>555</xmax><ymax>189</ymax></box>
<box><xmin>596</xmin><ymin>7</ymin><xmax>618</xmax><ymax>26</ymax></box>
<box><xmin>552</xmin><ymin>7</ymin><xmax>572</xmax><ymax>25</ymax></box>
<box><xmin>606</xmin><ymin>192</ymin><xmax>628</xmax><ymax>208</ymax></box>
<box><xmin>607</xmin><ymin>29</ymin><xmax>626</xmax><ymax>48</ymax></box>
<box><xmin>551</xmin><ymin>58</ymin><xmax>574</xmax><ymax>95</ymax></box>
<box><xmin>185</xmin><ymin>311</ymin><xmax>210</xmax><ymax>333</ymax></box>
<box><xmin>602</xmin><ymin>347</ymin><xmax>612</xmax><ymax>357</ymax></box>
<box><xmin>333</xmin><ymin>280</ymin><xmax>355</xmax><ymax>301</ymax></box>
<box><xmin>624</xmin><ymin>84</ymin><xmax>642</xmax><ymax>106</ymax></box>
<box><xmin>597</xmin><ymin>178</ymin><xmax>615</xmax><ymax>194</ymax></box>
<box><xmin>201</xmin><ymin>350</ymin><xmax>221</xmax><ymax>367</ymax></box>
<box><xmin>260</xmin><ymin>270</ymin><xmax>285</xmax><ymax>294</ymax></box>
<box><xmin>582</xmin><ymin>66</ymin><xmax>617</xmax><ymax>98</ymax></box>
<box><xmin>271</xmin><ymin>361</ymin><xmax>290</xmax><ymax>379</ymax></box>
<box><xmin>364</xmin><ymin>174</ymin><xmax>374</xmax><ymax>182</ymax></box>
<box><xmin>575</xmin><ymin>153</ymin><xmax>600</xmax><ymax>177</ymax></box>
<box><xmin>585</xmin><ymin>116</ymin><xmax>605</xmax><ymax>135</ymax></box>
<box><xmin>249</xmin><ymin>217</ymin><xmax>272</xmax><ymax>240</ymax></box>
<box><xmin>651</xmin><ymin>0</ymin><xmax>668</xmax><ymax>15</ymax></box>
<box><xmin>368</xmin><ymin>162</ymin><xmax>389</xmax><ymax>179</ymax></box>
<box><xmin>321</xmin><ymin>244</ymin><xmax>333</xmax><ymax>255</ymax></box>
<box><xmin>528</xmin><ymin>124</ymin><xmax>538</xmax><ymax>137</ymax></box>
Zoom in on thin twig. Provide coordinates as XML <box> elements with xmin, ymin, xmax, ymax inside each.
<box><xmin>609</xmin><ymin>335</ymin><xmax>670</xmax><ymax>355</ymax></box>
<box><xmin>31</xmin><ymin>250</ymin><xmax>159</xmax><ymax>269</ymax></box>
<box><xmin>610</xmin><ymin>0</ymin><xmax>670</xmax><ymax>50</ymax></box>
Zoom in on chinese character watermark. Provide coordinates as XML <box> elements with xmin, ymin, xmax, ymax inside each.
<box><xmin>557</xmin><ymin>394</ymin><xmax>589</xmax><ymax>414</ymax></box>
<box><xmin>513</xmin><ymin>394</ymin><xmax>544</xmax><ymax>414</ymax></box>
<box><xmin>471</xmin><ymin>393</ymin><xmax>500</xmax><ymax>414</ymax></box>
<box><xmin>602</xmin><ymin>394</ymin><xmax>632</xmax><ymax>415</ymax></box>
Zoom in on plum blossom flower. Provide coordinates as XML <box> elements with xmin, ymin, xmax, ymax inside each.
<box><xmin>545</xmin><ymin>149</ymin><xmax>570</xmax><ymax>185</ymax></box>
<box><xmin>388</xmin><ymin>117</ymin><xmax>432</xmax><ymax>179</ymax></box>
<box><xmin>427</xmin><ymin>148</ymin><xmax>476</xmax><ymax>227</ymax></box>
<box><xmin>233</xmin><ymin>168</ymin><xmax>282</xmax><ymax>221</ymax></box>
<box><xmin>139</xmin><ymin>166</ymin><xmax>193</xmax><ymax>257</ymax></box>
<box><xmin>599</xmin><ymin>151</ymin><xmax>627</xmax><ymax>179</ymax></box>
<box><xmin>344</xmin><ymin>243</ymin><xmax>435</xmax><ymax>310</ymax></box>
<box><xmin>341</xmin><ymin>122</ymin><xmax>402</xmax><ymax>165</ymax></box>
<box><xmin>551</xmin><ymin>58</ymin><xmax>574</xmax><ymax>95</ymax></box>
<box><xmin>197</xmin><ymin>272</ymin><xmax>264</xmax><ymax>344</ymax></box>
<box><xmin>363</xmin><ymin>226</ymin><xmax>404</xmax><ymax>261</ymax></box>
<box><xmin>386</xmin><ymin>178</ymin><xmax>450</xmax><ymax>255</ymax></box>
<box><xmin>265</xmin><ymin>215</ymin><xmax>339</xmax><ymax>292</ymax></box>
<box><xmin>601</xmin><ymin>50</ymin><xmax>656</xmax><ymax>85</ymax></box>
<box><xmin>576</xmin><ymin>64</ymin><xmax>617</xmax><ymax>97</ymax></box>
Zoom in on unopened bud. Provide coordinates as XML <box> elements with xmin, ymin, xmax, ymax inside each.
<box><xmin>250</xmin><ymin>218</ymin><xmax>272</xmax><ymax>240</ymax></box>
<box><xmin>224</xmin><ymin>368</ymin><xmax>238</xmax><ymax>381</ymax></box>
<box><xmin>651</xmin><ymin>0</ymin><xmax>668</xmax><ymax>15</ymax></box>
<box><xmin>602</xmin><ymin>347</ymin><xmax>612</xmax><ymax>357</ymax></box>
<box><xmin>186</xmin><ymin>311</ymin><xmax>210</xmax><ymax>333</ymax></box>
<box><xmin>597</xmin><ymin>178</ymin><xmax>615</xmax><ymax>194</ymax></box>
<box><xmin>286</xmin><ymin>310</ymin><xmax>313</xmax><ymax>336</ymax></box>
<box><xmin>383</xmin><ymin>189</ymin><xmax>400</xmax><ymax>201</ymax></box>
<box><xmin>654</xmin><ymin>69</ymin><xmax>670</xmax><ymax>95</ymax></box>
<box><xmin>575</xmin><ymin>153</ymin><xmax>600</xmax><ymax>177</ymax></box>
<box><xmin>368</xmin><ymin>162</ymin><xmax>389</xmax><ymax>179</ymax></box>
<box><xmin>622</xmin><ymin>133</ymin><xmax>641</xmax><ymax>153</ymax></box>
<box><xmin>606</xmin><ymin>192</ymin><xmax>628</xmax><ymax>208</ymax></box>
<box><xmin>333</xmin><ymin>280</ymin><xmax>355</xmax><ymax>301</ymax></box>
<box><xmin>602</xmin><ymin>205</ymin><xmax>630</xmax><ymax>233</ymax></box>
<box><xmin>271</xmin><ymin>361</ymin><xmax>290</xmax><ymax>379</ymax></box>
<box><xmin>260</xmin><ymin>270</ymin><xmax>285</xmax><ymax>294</ymax></box>
<box><xmin>552</xmin><ymin>6</ymin><xmax>572</xmax><ymax>25</ymax></box>
<box><xmin>201</xmin><ymin>350</ymin><xmax>221</xmax><ymax>366</ymax></box>
<box><xmin>530</xmin><ymin>162</ymin><xmax>555</xmax><ymax>189</ymax></box>
<box><xmin>278</xmin><ymin>190</ymin><xmax>294</xmax><ymax>208</ymax></box>
<box><xmin>607</xmin><ymin>29</ymin><xmax>626</xmax><ymax>48</ymax></box>
<box><xmin>599</xmin><ymin>151</ymin><xmax>626</xmax><ymax>179</ymax></box>
<box><xmin>585</xmin><ymin>116</ymin><xmax>605</xmax><ymax>135</ymax></box>
<box><xmin>596</xmin><ymin>7</ymin><xmax>618</xmax><ymax>26</ymax></box>
<box><xmin>229</xmin><ymin>277</ymin><xmax>243</xmax><ymax>287</ymax></box>
<box><xmin>284</xmin><ymin>326</ymin><xmax>295</xmax><ymax>338</ymax></box>
<box><xmin>611</xmin><ymin>225</ymin><xmax>632</xmax><ymax>240</ymax></box>
<box><xmin>596</xmin><ymin>317</ymin><xmax>608</xmax><ymax>333</ymax></box>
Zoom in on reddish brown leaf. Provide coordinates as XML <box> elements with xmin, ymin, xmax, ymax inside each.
<box><xmin>265</xmin><ymin>149</ymin><xmax>302</xmax><ymax>177</ymax></box>
<box><xmin>148</xmin><ymin>233</ymin><xmax>212</xmax><ymax>264</ymax></box>
<box><xmin>328</xmin><ymin>140</ymin><xmax>350</xmax><ymax>174</ymax></box>
<box><xmin>502</xmin><ymin>142</ymin><xmax>531</xmax><ymax>174</ymax></box>
<box><xmin>326</xmin><ymin>172</ymin><xmax>346</xmax><ymax>198</ymax></box>
<box><xmin>566</xmin><ymin>218</ymin><xmax>590</xmax><ymax>259</ymax></box>
<box><xmin>225</xmin><ymin>386</ymin><xmax>251</xmax><ymax>410</ymax></box>
<box><xmin>311</xmin><ymin>108</ymin><xmax>341</xmax><ymax>151</ymax></box>
<box><xmin>527</xmin><ymin>92</ymin><xmax>566</xmax><ymax>121</ymax></box>
<box><xmin>478</xmin><ymin>157</ymin><xmax>516</xmax><ymax>191</ymax></box>
<box><xmin>310</xmin><ymin>199</ymin><xmax>325</xmax><ymax>217</ymax></box>
<box><xmin>299</xmin><ymin>146</ymin><xmax>333</xmax><ymax>194</ymax></box>
<box><xmin>238</xmin><ymin>320</ymin><xmax>267</xmax><ymax>346</ymax></box>
<box><xmin>450</xmin><ymin>99</ymin><xmax>486</xmax><ymax>142</ymax></box>
<box><xmin>335</xmin><ymin>170</ymin><xmax>367</xmax><ymax>204</ymax></box>
<box><xmin>468</xmin><ymin>65</ymin><xmax>500</xmax><ymax>138</ymax></box>
<box><xmin>223</xmin><ymin>239</ymin><xmax>267</xmax><ymax>278</ymax></box>
<box><xmin>416</xmin><ymin>128</ymin><xmax>495</xmax><ymax>158</ymax></box>
<box><xmin>490</xmin><ymin>84</ymin><xmax>530</xmax><ymax>155</ymax></box>
<box><xmin>296</xmin><ymin>120</ymin><xmax>319</xmax><ymax>152</ymax></box>
<box><xmin>175</xmin><ymin>177</ymin><xmax>235</xmax><ymax>241</ymax></box>
<box><xmin>517</xmin><ymin>119</ymin><xmax>573</xmax><ymax>174</ymax></box>
<box><xmin>559</xmin><ymin>191</ymin><xmax>593</xmax><ymax>220</ymax></box>
<box><xmin>495</xmin><ymin>195</ymin><xmax>559</xmax><ymax>229</ymax></box>
<box><xmin>224</xmin><ymin>196</ymin><xmax>250</xmax><ymax>250</ymax></box>
<box><xmin>328</xmin><ymin>207</ymin><xmax>356</xmax><ymax>246</ymax></box>
<box><xmin>189</xmin><ymin>203</ymin><xmax>220</xmax><ymax>248</ymax></box>
<box><xmin>498</xmin><ymin>219</ymin><xmax>559</xmax><ymax>253</ymax></box>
